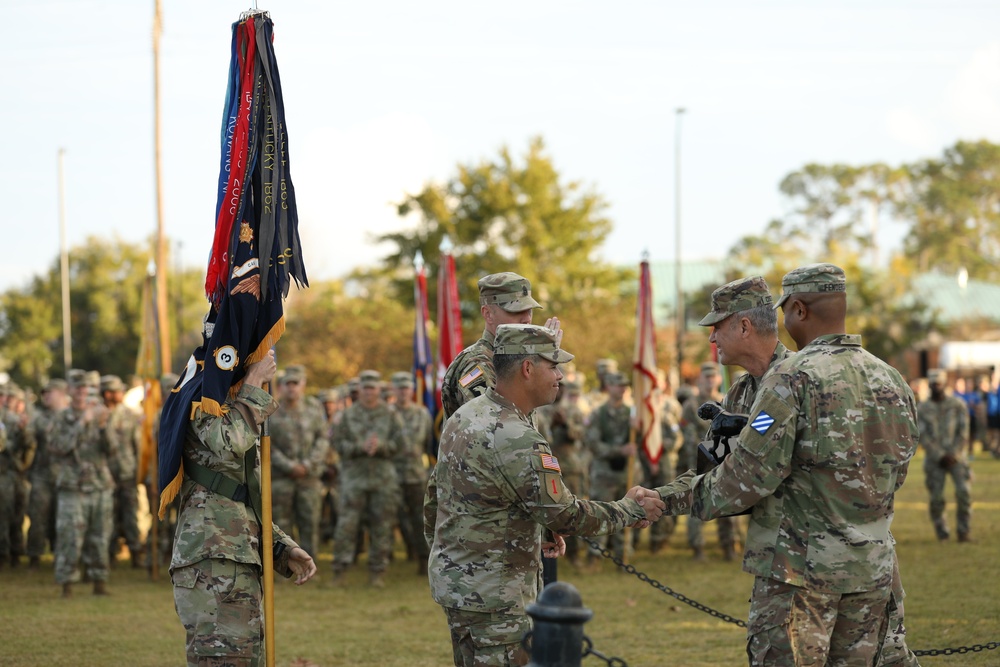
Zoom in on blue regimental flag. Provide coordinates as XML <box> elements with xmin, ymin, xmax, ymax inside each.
<box><xmin>413</xmin><ymin>253</ymin><xmax>437</xmax><ymax>451</ymax></box>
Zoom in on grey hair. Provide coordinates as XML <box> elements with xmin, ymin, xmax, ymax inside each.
<box><xmin>733</xmin><ymin>304</ymin><xmax>778</xmax><ymax>336</ymax></box>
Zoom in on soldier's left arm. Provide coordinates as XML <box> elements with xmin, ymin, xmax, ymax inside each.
<box><xmin>305</xmin><ymin>411</ymin><xmax>331</xmax><ymax>476</ymax></box>
<box><xmin>422</xmin><ymin>463</ymin><xmax>439</xmax><ymax>547</ymax></box>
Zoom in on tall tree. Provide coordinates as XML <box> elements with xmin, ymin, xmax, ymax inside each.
<box><xmin>896</xmin><ymin>140</ymin><xmax>1000</xmax><ymax>281</ymax></box>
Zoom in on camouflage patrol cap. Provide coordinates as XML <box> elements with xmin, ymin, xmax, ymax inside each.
<box><xmin>85</xmin><ymin>371</ymin><xmax>101</xmax><ymax>388</ymax></box>
<box><xmin>44</xmin><ymin>378</ymin><xmax>69</xmax><ymax>393</ymax></box>
<box><xmin>604</xmin><ymin>371</ymin><xmax>629</xmax><ymax>387</ymax></box>
<box><xmin>7</xmin><ymin>386</ymin><xmax>25</xmax><ymax>401</ymax></box>
<box><xmin>494</xmin><ymin>324</ymin><xmax>574</xmax><ymax>364</ymax></box>
<box><xmin>595</xmin><ymin>358</ymin><xmax>619</xmax><ymax>375</ymax></box>
<box><xmin>359</xmin><ymin>370</ymin><xmax>382</xmax><ymax>388</ymax></box>
<box><xmin>100</xmin><ymin>375</ymin><xmax>125</xmax><ymax>393</ymax></box>
<box><xmin>700</xmin><ymin>362</ymin><xmax>719</xmax><ymax>376</ymax></box>
<box><xmin>281</xmin><ymin>364</ymin><xmax>306</xmax><ymax>385</ymax></box>
<box><xmin>478</xmin><ymin>272</ymin><xmax>543</xmax><ymax>312</ymax></box>
<box><xmin>774</xmin><ymin>263</ymin><xmax>847</xmax><ymax>309</ymax></box>
<box><xmin>391</xmin><ymin>371</ymin><xmax>414</xmax><ymax>388</ymax></box>
<box><xmin>927</xmin><ymin>369</ymin><xmax>947</xmax><ymax>385</ymax></box>
<box><xmin>561</xmin><ymin>378</ymin><xmax>582</xmax><ymax>393</ymax></box>
<box><xmin>699</xmin><ymin>276</ymin><xmax>773</xmax><ymax>326</ymax></box>
<box><xmin>348</xmin><ymin>377</ymin><xmax>360</xmax><ymax>391</ymax></box>
<box><xmin>67</xmin><ymin>369</ymin><xmax>88</xmax><ymax>388</ymax></box>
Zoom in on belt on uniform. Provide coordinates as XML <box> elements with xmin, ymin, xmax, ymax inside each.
<box><xmin>183</xmin><ymin>457</ymin><xmax>250</xmax><ymax>504</ymax></box>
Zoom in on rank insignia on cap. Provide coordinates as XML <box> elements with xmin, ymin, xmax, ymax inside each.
<box><xmin>459</xmin><ymin>366</ymin><xmax>484</xmax><ymax>388</ymax></box>
<box><xmin>751</xmin><ymin>411</ymin><xmax>775</xmax><ymax>434</ymax></box>
<box><xmin>540</xmin><ymin>454</ymin><xmax>561</xmax><ymax>472</ymax></box>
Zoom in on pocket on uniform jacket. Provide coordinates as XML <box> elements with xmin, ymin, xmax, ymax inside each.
<box><xmin>170</xmin><ymin>565</ymin><xmax>199</xmax><ymax>590</ymax></box>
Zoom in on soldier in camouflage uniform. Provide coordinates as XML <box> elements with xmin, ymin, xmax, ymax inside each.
<box><xmin>642</xmin><ymin>370</ymin><xmax>682</xmax><ymax>553</ymax></box>
<box><xmin>389</xmin><ymin>371</ymin><xmax>432</xmax><ymax>574</ymax></box>
<box><xmin>918</xmin><ymin>368</ymin><xmax>971</xmax><ymax>542</ymax></box>
<box><xmin>332</xmin><ymin>370</ymin><xmax>406</xmax><ymax>587</ymax></box>
<box><xmin>584</xmin><ymin>371</ymin><xmax>642</xmax><ymax>564</ymax></box>
<box><xmin>440</xmin><ymin>272</ymin><xmax>548</xmax><ymax>420</ymax></box>
<box><xmin>169</xmin><ymin>350</ymin><xmax>316</xmax><ymax>667</ymax></box>
<box><xmin>541</xmin><ymin>378</ymin><xmax>590</xmax><ymax>565</ymax></box>
<box><xmin>268</xmin><ymin>365</ymin><xmax>330</xmax><ymax>558</ymax></box>
<box><xmin>425</xmin><ymin>324</ymin><xmax>665</xmax><ymax>667</ymax></box>
<box><xmin>102</xmin><ymin>375</ymin><xmax>144</xmax><ymax>567</ymax></box>
<box><xmin>679</xmin><ymin>362</ymin><xmax>735</xmax><ymax>560</ymax></box>
<box><xmin>27</xmin><ymin>379</ymin><xmax>70</xmax><ymax>568</ymax></box>
<box><xmin>583</xmin><ymin>358</ymin><xmax>618</xmax><ymax>411</ymax></box>
<box><xmin>1</xmin><ymin>386</ymin><xmax>36</xmax><ymax>568</ymax></box>
<box><xmin>50</xmin><ymin>370</ymin><xmax>116</xmax><ymax>597</ymax></box>
<box><xmin>654</xmin><ymin>264</ymin><xmax>918</xmax><ymax>666</ymax></box>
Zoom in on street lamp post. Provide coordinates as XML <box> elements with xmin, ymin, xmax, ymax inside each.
<box><xmin>674</xmin><ymin>107</ymin><xmax>686</xmax><ymax>375</ymax></box>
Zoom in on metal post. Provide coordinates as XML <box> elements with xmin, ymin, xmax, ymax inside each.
<box><xmin>674</xmin><ymin>107</ymin><xmax>686</xmax><ymax>375</ymax></box>
<box><xmin>526</xmin><ymin>582</ymin><xmax>594</xmax><ymax>667</ymax></box>
<box><xmin>58</xmin><ymin>148</ymin><xmax>72</xmax><ymax>371</ymax></box>
<box><xmin>153</xmin><ymin>0</ymin><xmax>171</xmax><ymax>375</ymax></box>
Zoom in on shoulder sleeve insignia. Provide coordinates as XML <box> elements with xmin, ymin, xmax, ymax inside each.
<box><xmin>459</xmin><ymin>366</ymin><xmax>485</xmax><ymax>388</ymax></box>
<box><xmin>751</xmin><ymin>411</ymin><xmax>775</xmax><ymax>434</ymax></box>
<box><xmin>540</xmin><ymin>453</ymin><xmax>561</xmax><ymax>472</ymax></box>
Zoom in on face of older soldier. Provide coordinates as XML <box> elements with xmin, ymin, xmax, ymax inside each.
<box><xmin>708</xmin><ymin>315</ymin><xmax>744</xmax><ymax>367</ymax></box>
<box><xmin>483</xmin><ymin>304</ymin><xmax>533</xmax><ymax>334</ymax></box>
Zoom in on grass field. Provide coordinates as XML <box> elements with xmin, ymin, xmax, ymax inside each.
<box><xmin>2</xmin><ymin>450</ymin><xmax>998</xmax><ymax>666</ymax></box>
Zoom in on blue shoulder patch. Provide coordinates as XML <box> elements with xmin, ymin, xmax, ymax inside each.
<box><xmin>751</xmin><ymin>411</ymin><xmax>775</xmax><ymax>434</ymax></box>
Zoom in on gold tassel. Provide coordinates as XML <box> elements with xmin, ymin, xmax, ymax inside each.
<box><xmin>158</xmin><ymin>470</ymin><xmax>183</xmax><ymax>520</ymax></box>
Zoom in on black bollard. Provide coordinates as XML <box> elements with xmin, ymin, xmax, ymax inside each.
<box><xmin>525</xmin><ymin>581</ymin><xmax>594</xmax><ymax>667</ymax></box>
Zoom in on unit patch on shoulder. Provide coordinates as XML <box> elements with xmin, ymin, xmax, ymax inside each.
<box><xmin>459</xmin><ymin>366</ymin><xmax>485</xmax><ymax>388</ymax></box>
<box><xmin>751</xmin><ymin>411</ymin><xmax>775</xmax><ymax>435</ymax></box>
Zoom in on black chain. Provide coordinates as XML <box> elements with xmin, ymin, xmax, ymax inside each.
<box><xmin>581</xmin><ymin>636</ymin><xmax>629</xmax><ymax>666</ymax></box>
<box><xmin>582</xmin><ymin>538</ymin><xmax>1000</xmax><ymax>657</ymax></box>
<box><xmin>913</xmin><ymin>642</ymin><xmax>1000</xmax><ymax>657</ymax></box>
<box><xmin>581</xmin><ymin>537</ymin><xmax>748</xmax><ymax>628</ymax></box>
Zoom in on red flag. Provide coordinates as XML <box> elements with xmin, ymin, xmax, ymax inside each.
<box><xmin>436</xmin><ymin>247</ymin><xmax>463</xmax><ymax>411</ymax></box>
<box><xmin>633</xmin><ymin>258</ymin><xmax>663</xmax><ymax>463</ymax></box>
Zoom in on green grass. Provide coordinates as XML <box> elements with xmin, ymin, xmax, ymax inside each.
<box><xmin>2</xmin><ymin>450</ymin><xmax>998</xmax><ymax>666</ymax></box>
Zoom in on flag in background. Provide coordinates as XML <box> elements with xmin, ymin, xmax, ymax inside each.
<box><xmin>413</xmin><ymin>251</ymin><xmax>436</xmax><ymax>425</ymax></box>
<box><xmin>136</xmin><ymin>265</ymin><xmax>163</xmax><ymax>485</ymax></box>
<box><xmin>633</xmin><ymin>256</ymin><xmax>663</xmax><ymax>464</ymax></box>
<box><xmin>158</xmin><ymin>14</ymin><xmax>307</xmax><ymax>516</ymax></box>
<box><xmin>436</xmin><ymin>244</ymin><xmax>463</xmax><ymax>409</ymax></box>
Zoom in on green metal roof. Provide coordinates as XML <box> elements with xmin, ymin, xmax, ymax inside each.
<box><xmin>909</xmin><ymin>272</ymin><xmax>1000</xmax><ymax>324</ymax></box>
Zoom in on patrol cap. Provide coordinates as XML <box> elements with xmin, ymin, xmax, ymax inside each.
<box><xmin>774</xmin><ymin>263</ymin><xmax>847</xmax><ymax>309</ymax></box>
<box><xmin>494</xmin><ymin>324</ymin><xmax>574</xmax><ymax>364</ymax></box>
<box><xmin>100</xmin><ymin>375</ymin><xmax>125</xmax><ymax>393</ymax></box>
<box><xmin>699</xmin><ymin>276</ymin><xmax>773</xmax><ymax>326</ymax></box>
<box><xmin>67</xmin><ymin>369</ymin><xmax>89</xmax><ymax>388</ymax></box>
<box><xmin>391</xmin><ymin>371</ymin><xmax>414</xmax><ymax>388</ymax></box>
<box><xmin>44</xmin><ymin>378</ymin><xmax>69</xmax><ymax>393</ymax></box>
<box><xmin>603</xmin><ymin>371</ymin><xmax>629</xmax><ymax>387</ymax></box>
<box><xmin>359</xmin><ymin>370</ymin><xmax>382</xmax><ymax>388</ymax></box>
<box><xmin>85</xmin><ymin>371</ymin><xmax>101</xmax><ymax>388</ymax></box>
<box><xmin>927</xmin><ymin>369</ymin><xmax>947</xmax><ymax>385</ymax></box>
<box><xmin>562</xmin><ymin>378</ymin><xmax>582</xmax><ymax>393</ymax></box>
<box><xmin>595</xmin><ymin>358</ymin><xmax>619</xmax><ymax>375</ymax></box>
<box><xmin>281</xmin><ymin>365</ymin><xmax>306</xmax><ymax>385</ymax></box>
<box><xmin>700</xmin><ymin>362</ymin><xmax>719</xmax><ymax>376</ymax></box>
<box><xmin>478</xmin><ymin>272</ymin><xmax>543</xmax><ymax>312</ymax></box>
<box><xmin>7</xmin><ymin>386</ymin><xmax>25</xmax><ymax>401</ymax></box>
<box><xmin>348</xmin><ymin>377</ymin><xmax>360</xmax><ymax>391</ymax></box>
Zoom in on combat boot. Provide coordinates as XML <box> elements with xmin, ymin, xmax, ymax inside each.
<box><xmin>131</xmin><ymin>547</ymin><xmax>145</xmax><ymax>569</ymax></box>
<box><xmin>28</xmin><ymin>556</ymin><xmax>40</xmax><ymax>570</ymax></box>
<box><xmin>369</xmin><ymin>572</ymin><xmax>385</xmax><ymax>589</ymax></box>
<box><xmin>61</xmin><ymin>583</ymin><xmax>73</xmax><ymax>599</ymax></box>
<box><xmin>722</xmin><ymin>544</ymin><xmax>737</xmax><ymax>562</ymax></box>
<box><xmin>958</xmin><ymin>532</ymin><xmax>973</xmax><ymax>543</ymax></box>
<box><xmin>93</xmin><ymin>580</ymin><xmax>111</xmax><ymax>596</ymax></box>
<box><xmin>692</xmin><ymin>546</ymin><xmax>706</xmax><ymax>562</ymax></box>
<box><xmin>330</xmin><ymin>568</ymin><xmax>348</xmax><ymax>588</ymax></box>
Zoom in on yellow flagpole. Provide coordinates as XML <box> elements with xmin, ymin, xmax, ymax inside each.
<box><xmin>262</xmin><ymin>402</ymin><xmax>276</xmax><ymax>667</ymax></box>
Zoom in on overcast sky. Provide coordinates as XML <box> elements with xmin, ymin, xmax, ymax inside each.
<box><xmin>5</xmin><ymin>0</ymin><xmax>999</xmax><ymax>293</ymax></box>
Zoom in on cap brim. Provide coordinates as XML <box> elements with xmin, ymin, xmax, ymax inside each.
<box><xmin>499</xmin><ymin>296</ymin><xmax>543</xmax><ymax>312</ymax></box>
<box><xmin>773</xmin><ymin>293</ymin><xmax>790</xmax><ymax>309</ymax></box>
<box><xmin>698</xmin><ymin>311</ymin><xmax>728</xmax><ymax>327</ymax></box>
<box><xmin>540</xmin><ymin>349</ymin><xmax>575</xmax><ymax>364</ymax></box>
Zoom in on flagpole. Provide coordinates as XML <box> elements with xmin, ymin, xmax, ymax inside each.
<box><xmin>674</xmin><ymin>107</ymin><xmax>685</xmax><ymax>378</ymax></box>
<box><xmin>262</xmin><ymin>407</ymin><xmax>276</xmax><ymax>667</ymax></box>
<box><xmin>58</xmin><ymin>148</ymin><xmax>72</xmax><ymax>371</ymax></box>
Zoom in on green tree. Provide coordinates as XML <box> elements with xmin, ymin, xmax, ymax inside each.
<box><xmin>896</xmin><ymin>140</ymin><xmax>1000</xmax><ymax>281</ymax></box>
<box><xmin>356</xmin><ymin>137</ymin><xmax>636</xmax><ymax>379</ymax></box>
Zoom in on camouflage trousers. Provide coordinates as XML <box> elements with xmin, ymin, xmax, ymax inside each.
<box><xmin>640</xmin><ymin>456</ymin><xmax>676</xmax><ymax>550</ymax></box>
<box><xmin>746</xmin><ymin>576</ymin><xmax>891</xmax><ymax>667</ymax></box>
<box><xmin>878</xmin><ymin>554</ymin><xmax>920</xmax><ymax>666</ymax></box>
<box><xmin>26</xmin><ymin>475</ymin><xmax>57</xmax><ymax>558</ymax></box>
<box><xmin>110</xmin><ymin>478</ymin><xmax>142</xmax><ymax>553</ymax></box>
<box><xmin>333</xmin><ymin>487</ymin><xmax>396</xmax><ymax>572</ymax></box>
<box><xmin>588</xmin><ymin>467</ymin><xmax>637</xmax><ymax>559</ymax></box>
<box><xmin>397</xmin><ymin>481</ymin><xmax>429</xmax><ymax>563</ymax></box>
<box><xmin>443</xmin><ymin>607</ymin><xmax>530</xmax><ymax>667</ymax></box>
<box><xmin>271</xmin><ymin>477</ymin><xmax>322</xmax><ymax>558</ymax></box>
<box><xmin>172</xmin><ymin>558</ymin><xmax>262</xmax><ymax>667</ymax></box>
<box><xmin>54</xmin><ymin>488</ymin><xmax>114</xmax><ymax>584</ymax></box>
<box><xmin>923</xmin><ymin>460</ymin><xmax>972</xmax><ymax>538</ymax></box>
<box><xmin>0</xmin><ymin>470</ymin><xmax>16</xmax><ymax>560</ymax></box>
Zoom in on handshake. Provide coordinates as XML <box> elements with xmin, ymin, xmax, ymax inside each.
<box><xmin>624</xmin><ymin>485</ymin><xmax>666</xmax><ymax>528</ymax></box>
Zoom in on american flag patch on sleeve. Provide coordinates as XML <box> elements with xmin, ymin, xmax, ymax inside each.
<box><xmin>540</xmin><ymin>454</ymin><xmax>561</xmax><ymax>472</ymax></box>
<box><xmin>751</xmin><ymin>411</ymin><xmax>775</xmax><ymax>434</ymax></box>
<box><xmin>459</xmin><ymin>366</ymin><xmax>484</xmax><ymax>388</ymax></box>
